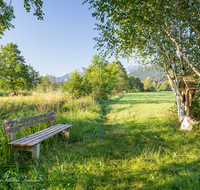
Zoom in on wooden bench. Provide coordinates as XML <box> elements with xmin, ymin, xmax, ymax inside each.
<box><xmin>2</xmin><ymin>111</ymin><xmax>72</xmax><ymax>159</ymax></box>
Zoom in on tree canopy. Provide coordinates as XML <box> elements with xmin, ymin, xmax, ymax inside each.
<box><xmin>109</xmin><ymin>61</ymin><xmax>130</xmax><ymax>93</ymax></box>
<box><xmin>129</xmin><ymin>76</ymin><xmax>144</xmax><ymax>92</ymax></box>
<box><xmin>0</xmin><ymin>0</ymin><xmax>44</xmax><ymax>38</ymax></box>
<box><xmin>63</xmin><ymin>54</ymin><xmax>118</xmax><ymax>99</ymax></box>
<box><xmin>0</xmin><ymin>43</ymin><xmax>40</xmax><ymax>93</ymax></box>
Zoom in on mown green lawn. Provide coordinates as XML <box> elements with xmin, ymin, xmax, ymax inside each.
<box><xmin>1</xmin><ymin>91</ymin><xmax>200</xmax><ymax>190</ymax></box>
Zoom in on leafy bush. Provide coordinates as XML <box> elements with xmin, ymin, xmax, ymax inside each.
<box><xmin>190</xmin><ymin>92</ymin><xmax>200</xmax><ymax>119</ymax></box>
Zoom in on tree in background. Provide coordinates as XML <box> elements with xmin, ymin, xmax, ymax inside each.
<box><xmin>62</xmin><ymin>71</ymin><xmax>85</xmax><ymax>97</ymax></box>
<box><xmin>63</xmin><ymin>55</ymin><xmax>117</xmax><ymax>99</ymax></box>
<box><xmin>143</xmin><ymin>79</ymin><xmax>156</xmax><ymax>92</ymax></box>
<box><xmin>129</xmin><ymin>76</ymin><xmax>144</xmax><ymax>92</ymax></box>
<box><xmin>110</xmin><ymin>61</ymin><xmax>130</xmax><ymax>93</ymax></box>
<box><xmin>27</xmin><ymin>65</ymin><xmax>41</xmax><ymax>89</ymax></box>
<box><xmin>83</xmin><ymin>54</ymin><xmax>117</xmax><ymax>99</ymax></box>
<box><xmin>0</xmin><ymin>43</ymin><xmax>39</xmax><ymax>93</ymax></box>
<box><xmin>156</xmin><ymin>82</ymin><xmax>161</xmax><ymax>91</ymax></box>
<box><xmin>159</xmin><ymin>81</ymin><xmax>172</xmax><ymax>91</ymax></box>
<box><xmin>152</xmin><ymin>81</ymin><xmax>157</xmax><ymax>89</ymax></box>
<box><xmin>39</xmin><ymin>74</ymin><xmax>62</xmax><ymax>92</ymax></box>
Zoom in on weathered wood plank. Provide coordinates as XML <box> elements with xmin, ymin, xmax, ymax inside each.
<box><xmin>8</xmin><ymin>124</ymin><xmax>62</xmax><ymax>145</ymax></box>
<box><xmin>48</xmin><ymin>110</ymin><xmax>54</xmax><ymax>127</ymax></box>
<box><xmin>22</xmin><ymin>125</ymin><xmax>72</xmax><ymax>146</ymax></box>
<box><xmin>32</xmin><ymin>144</ymin><xmax>40</xmax><ymax>159</ymax></box>
<box><xmin>11</xmin><ymin>124</ymin><xmax>65</xmax><ymax>146</ymax></box>
<box><xmin>5</xmin><ymin>116</ymin><xmax>56</xmax><ymax>134</ymax></box>
<box><xmin>11</xmin><ymin>145</ymin><xmax>33</xmax><ymax>151</ymax></box>
<box><xmin>26</xmin><ymin>125</ymin><xmax>72</xmax><ymax>146</ymax></box>
<box><xmin>11</xmin><ymin>144</ymin><xmax>40</xmax><ymax>159</ymax></box>
<box><xmin>2</xmin><ymin>119</ymin><xmax>17</xmax><ymax>140</ymax></box>
<box><xmin>63</xmin><ymin>128</ymin><xmax>70</xmax><ymax>140</ymax></box>
<box><xmin>3</xmin><ymin>111</ymin><xmax>56</xmax><ymax>128</ymax></box>
<box><xmin>183</xmin><ymin>75</ymin><xmax>199</xmax><ymax>90</ymax></box>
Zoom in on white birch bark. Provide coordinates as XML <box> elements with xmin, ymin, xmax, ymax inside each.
<box><xmin>167</xmin><ymin>74</ymin><xmax>185</xmax><ymax>121</ymax></box>
<box><xmin>176</xmin><ymin>96</ymin><xmax>185</xmax><ymax>122</ymax></box>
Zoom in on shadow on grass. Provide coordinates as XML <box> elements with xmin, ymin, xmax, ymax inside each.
<box><xmin>2</xmin><ymin>92</ymin><xmax>199</xmax><ymax>189</ymax></box>
<box><xmin>26</xmin><ymin>116</ymin><xmax>200</xmax><ymax>189</ymax></box>
<box><xmin>19</xmin><ymin>109</ymin><xmax>197</xmax><ymax>189</ymax></box>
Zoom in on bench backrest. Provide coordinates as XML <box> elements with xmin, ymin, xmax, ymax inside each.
<box><xmin>2</xmin><ymin>111</ymin><xmax>56</xmax><ymax>141</ymax></box>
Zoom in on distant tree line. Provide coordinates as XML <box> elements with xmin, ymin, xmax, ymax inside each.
<box><xmin>142</xmin><ymin>78</ymin><xmax>172</xmax><ymax>92</ymax></box>
<box><xmin>63</xmin><ymin>55</ymin><xmax>172</xmax><ymax>99</ymax></box>
<box><xmin>0</xmin><ymin>44</ymin><xmax>171</xmax><ymax>97</ymax></box>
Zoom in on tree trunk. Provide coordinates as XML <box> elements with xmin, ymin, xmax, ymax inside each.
<box><xmin>166</xmin><ymin>74</ymin><xmax>185</xmax><ymax>122</ymax></box>
<box><xmin>176</xmin><ymin>96</ymin><xmax>185</xmax><ymax>122</ymax></box>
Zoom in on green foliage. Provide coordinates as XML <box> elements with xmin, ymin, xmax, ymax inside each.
<box><xmin>27</xmin><ymin>65</ymin><xmax>41</xmax><ymax>89</ymax></box>
<box><xmin>63</xmin><ymin>54</ymin><xmax>118</xmax><ymax>99</ymax></box>
<box><xmin>39</xmin><ymin>74</ymin><xmax>61</xmax><ymax>92</ymax></box>
<box><xmin>143</xmin><ymin>78</ymin><xmax>156</xmax><ymax>92</ymax></box>
<box><xmin>140</xmin><ymin>79</ymin><xmax>172</xmax><ymax>92</ymax></box>
<box><xmin>23</xmin><ymin>0</ymin><xmax>44</xmax><ymax>20</ymax></box>
<box><xmin>0</xmin><ymin>43</ymin><xmax>40</xmax><ymax>93</ymax></box>
<box><xmin>84</xmin><ymin>54</ymin><xmax>118</xmax><ymax>99</ymax></box>
<box><xmin>0</xmin><ymin>0</ymin><xmax>15</xmax><ymax>38</ymax></box>
<box><xmin>110</xmin><ymin>61</ymin><xmax>130</xmax><ymax>93</ymax></box>
<box><xmin>62</xmin><ymin>71</ymin><xmax>86</xmax><ymax>98</ymax></box>
<box><xmin>156</xmin><ymin>82</ymin><xmax>162</xmax><ymax>91</ymax></box>
<box><xmin>129</xmin><ymin>76</ymin><xmax>144</xmax><ymax>92</ymax></box>
<box><xmin>159</xmin><ymin>81</ymin><xmax>172</xmax><ymax>91</ymax></box>
<box><xmin>190</xmin><ymin>92</ymin><xmax>200</xmax><ymax>119</ymax></box>
<box><xmin>0</xmin><ymin>0</ymin><xmax>44</xmax><ymax>38</ymax></box>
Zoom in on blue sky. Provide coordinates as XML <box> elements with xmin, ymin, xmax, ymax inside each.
<box><xmin>1</xmin><ymin>0</ymin><xmax>136</xmax><ymax>77</ymax></box>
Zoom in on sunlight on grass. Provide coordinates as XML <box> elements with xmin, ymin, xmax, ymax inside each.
<box><xmin>1</xmin><ymin>91</ymin><xmax>200</xmax><ymax>189</ymax></box>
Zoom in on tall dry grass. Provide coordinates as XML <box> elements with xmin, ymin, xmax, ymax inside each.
<box><xmin>0</xmin><ymin>92</ymin><xmax>102</xmax><ymax>165</ymax></box>
<box><xmin>0</xmin><ymin>92</ymin><xmax>69</xmax><ymax>164</ymax></box>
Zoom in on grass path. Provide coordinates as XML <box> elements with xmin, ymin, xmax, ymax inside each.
<box><xmin>63</xmin><ymin>92</ymin><xmax>200</xmax><ymax>189</ymax></box>
<box><xmin>2</xmin><ymin>92</ymin><xmax>200</xmax><ymax>189</ymax></box>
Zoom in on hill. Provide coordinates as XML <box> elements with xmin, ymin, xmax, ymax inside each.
<box><xmin>128</xmin><ymin>68</ymin><xmax>167</xmax><ymax>83</ymax></box>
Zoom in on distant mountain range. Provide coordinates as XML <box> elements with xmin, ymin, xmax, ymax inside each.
<box><xmin>125</xmin><ymin>65</ymin><xmax>140</xmax><ymax>75</ymax></box>
<box><xmin>56</xmin><ymin>67</ymin><xmax>86</xmax><ymax>82</ymax></box>
<box><xmin>129</xmin><ymin>68</ymin><xmax>165</xmax><ymax>78</ymax></box>
<box><xmin>56</xmin><ymin>65</ymin><xmax>165</xmax><ymax>82</ymax></box>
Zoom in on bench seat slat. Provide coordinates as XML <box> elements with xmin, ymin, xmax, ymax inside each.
<box><xmin>8</xmin><ymin>124</ymin><xmax>72</xmax><ymax>146</ymax></box>
<box><xmin>4</xmin><ymin>112</ymin><xmax>56</xmax><ymax>128</ymax></box>
<box><xmin>5</xmin><ymin>116</ymin><xmax>56</xmax><ymax>134</ymax></box>
<box><xmin>9</xmin><ymin>124</ymin><xmax>64</xmax><ymax>146</ymax></box>
<box><xmin>15</xmin><ymin>125</ymin><xmax>66</xmax><ymax>146</ymax></box>
<box><xmin>8</xmin><ymin>124</ymin><xmax>61</xmax><ymax>144</ymax></box>
<box><xmin>25</xmin><ymin>125</ymin><xmax>72</xmax><ymax>146</ymax></box>
<box><xmin>26</xmin><ymin>125</ymin><xmax>72</xmax><ymax>146</ymax></box>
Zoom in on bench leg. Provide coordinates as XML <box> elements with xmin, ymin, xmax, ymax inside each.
<box><xmin>63</xmin><ymin>128</ymin><xmax>70</xmax><ymax>140</ymax></box>
<box><xmin>31</xmin><ymin>144</ymin><xmax>40</xmax><ymax>159</ymax></box>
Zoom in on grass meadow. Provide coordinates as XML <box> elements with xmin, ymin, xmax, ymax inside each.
<box><xmin>1</xmin><ymin>91</ymin><xmax>200</xmax><ymax>189</ymax></box>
